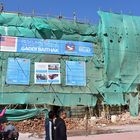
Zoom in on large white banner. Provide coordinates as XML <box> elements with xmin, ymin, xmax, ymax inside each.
<box><xmin>35</xmin><ymin>62</ymin><xmax>60</xmax><ymax>84</ymax></box>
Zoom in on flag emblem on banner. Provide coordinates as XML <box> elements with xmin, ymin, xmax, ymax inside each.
<box><xmin>0</xmin><ymin>36</ymin><xmax>17</xmax><ymax>52</ymax></box>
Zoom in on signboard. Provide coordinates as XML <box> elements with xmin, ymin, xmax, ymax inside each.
<box><xmin>64</xmin><ymin>41</ymin><xmax>93</xmax><ymax>56</ymax></box>
<box><xmin>66</xmin><ymin>61</ymin><xmax>86</xmax><ymax>86</ymax></box>
<box><xmin>17</xmin><ymin>38</ymin><xmax>93</xmax><ymax>56</ymax></box>
<box><xmin>6</xmin><ymin>58</ymin><xmax>30</xmax><ymax>85</ymax></box>
<box><xmin>0</xmin><ymin>36</ymin><xmax>93</xmax><ymax>56</ymax></box>
<box><xmin>17</xmin><ymin>38</ymin><xmax>61</xmax><ymax>54</ymax></box>
<box><xmin>35</xmin><ymin>62</ymin><xmax>61</xmax><ymax>84</ymax></box>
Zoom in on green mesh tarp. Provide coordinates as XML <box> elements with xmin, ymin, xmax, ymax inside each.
<box><xmin>0</xmin><ymin>52</ymin><xmax>99</xmax><ymax>106</ymax></box>
<box><xmin>129</xmin><ymin>93</ymin><xmax>139</xmax><ymax>116</ymax></box>
<box><xmin>0</xmin><ymin>93</ymin><xmax>97</xmax><ymax>107</ymax></box>
<box><xmin>0</xmin><ymin>109</ymin><xmax>48</xmax><ymax>121</ymax></box>
<box><xmin>98</xmin><ymin>11</ymin><xmax>140</xmax><ymax>113</ymax></box>
<box><xmin>0</xmin><ymin>12</ymin><xmax>100</xmax><ymax>108</ymax></box>
<box><xmin>0</xmin><ymin>12</ymin><xmax>100</xmax><ymax>120</ymax></box>
<box><xmin>103</xmin><ymin>93</ymin><xmax>126</xmax><ymax>105</ymax></box>
<box><xmin>98</xmin><ymin>11</ymin><xmax>140</xmax><ymax>93</ymax></box>
<box><xmin>0</xmin><ymin>12</ymin><xmax>97</xmax><ymax>42</ymax></box>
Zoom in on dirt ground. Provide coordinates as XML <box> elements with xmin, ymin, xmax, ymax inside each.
<box><xmin>18</xmin><ymin>124</ymin><xmax>140</xmax><ymax>140</ymax></box>
<box><xmin>15</xmin><ymin>112</ymin><xmax>140</xmax><ymax>139</ymax></box>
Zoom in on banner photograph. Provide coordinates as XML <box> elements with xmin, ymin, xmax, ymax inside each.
<box><xmin>66</xmin><ymin>61</ymin><xmax>86</xmax><ymax>86</ymax></box>
<box><xmin>0</xmin><ymin>36</ymin><xmax>93</xmax><ymax>56</ymax></box>
<box><xmin>35</xmin><ymin>62</ymin><xmax>61</xmax><ymax>84</ymax></box>
<box><xmin>6</xmin><ymin>58</ymin><xmax>30</xmax><ymax>85</ymax></box>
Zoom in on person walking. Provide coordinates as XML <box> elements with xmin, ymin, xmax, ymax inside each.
<box><xmin>54</xmin><ymin>109</ymin><xmax>67</xmax><ymax>140</ymax></box>
<box><xmin>45</xmin><ymin>111</ymin><xmax>55</xmax><ymax>140</ymax></box>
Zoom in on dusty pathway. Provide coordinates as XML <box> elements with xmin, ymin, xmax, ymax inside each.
<box><xmin>18</xmin><ymin>124</ymin><xmax>140</xmax><ymax>140</ymax></box>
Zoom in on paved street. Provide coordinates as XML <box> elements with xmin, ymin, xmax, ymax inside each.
<box><xmin>19</xmin><ymin>131</ymin><xmax>140</xmax><ymax>140</ymax></box>
<box><xmin>68</xmin><ymin>131</ymin><xmax>140</xmax><ymax>140</ymax></box>
<box><xmin>68</xmin><ymin>132</ymin><xmax>140</xmax><ymax>140</ymax></box>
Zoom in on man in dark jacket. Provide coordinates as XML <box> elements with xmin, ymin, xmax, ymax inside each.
<box><xmin>45</xmin><ymin>111</ymin><xmax>55</xmax><ymax>140</ymax></box>
<box><xmin>54</xmin><ymin>109</ymin><xmax>67</xmax><ymax>140</ymax></box>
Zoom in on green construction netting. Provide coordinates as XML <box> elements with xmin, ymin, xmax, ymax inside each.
<box><xmin>0</xmin><ymin>109</ymin><xmax>48</xmax><ymax>121</ymax></box>
<box><xmin>0</xmin><ymin>93</ymin><xmax>97</xmax><ymax>107</ymax></box>
<box><xmin>129</xmin><ymin>93</ymin><xmax>139</xmax><ymax>116</ymax></box>
<box><xmin>98</xmin><ymin>11</ymin><xmax>140</xmax><ymax>114</ymax></box>
<box><xmin>0</xmin><ymin>12</ymin><xmax>100</xmax><ymax>119</ymax></box>
<box><xmin>98</xmin><ymin>11</ymin><xmax>140</xmax><ymax>101</ymax></box>
<box><xmin>0</xmin><ymin>50</ymin><xmax>100</xmax><ymax>107</ymax></box>
<box><xmin>0</xmin><ymin>12</ymin><xmax>97</xmax><ymax>43</ymax></box>
<box><xmin>103</xmin><ymin>93</ymin><xmax>126</xmax><ymax>105</ymax></box>
<box><xmin>98</xmin><ymin>83</ymin><xmax>127</xmax><ymax>105</ymax></box>
<box><xmin>98</xmin><ymin>11</ymin><xmax>140</xmax><ymax>94</ymax></box>
<box><xmin>3</xmin><ymin>11</ymin><xmax>140</xmax><ymax>110</ymax></box>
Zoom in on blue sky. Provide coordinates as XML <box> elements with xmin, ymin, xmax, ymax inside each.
<box><xmin>0</xmin><ymin>0</ymin><xmax>140</xmax><ymax>24</ymax></box>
